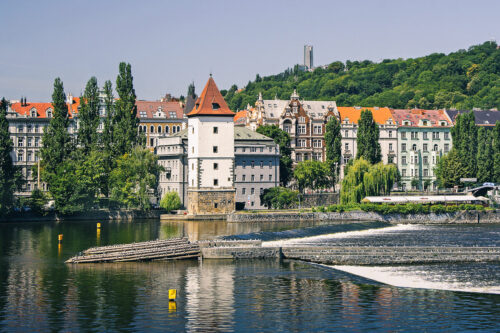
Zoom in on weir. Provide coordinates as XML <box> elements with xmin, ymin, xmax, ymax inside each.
<box><xmin>66</xmin><ymin>238</ymin><xmax>500</xmax><ymax>265</ymax></box>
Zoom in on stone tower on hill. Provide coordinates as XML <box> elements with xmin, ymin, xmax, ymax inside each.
<box><xmin>186</xmin><ymin>76</ymin><xmax>236</xmax><ymax>215</ymax></box>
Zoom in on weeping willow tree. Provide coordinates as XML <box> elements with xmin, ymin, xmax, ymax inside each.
<box><xmin>340</xmin><ymin>158</ymin><xmax>399</xmax><ymax>204</ymax></box>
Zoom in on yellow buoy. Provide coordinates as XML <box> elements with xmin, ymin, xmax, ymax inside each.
<box><xmin>169</xmin><ymin>300</ymin><xmax>177</xmax><ymax>312</ymax></box>
<box><xmin>58</xmin><ymin>234</ymin><xmax>63</xmax><ymax>243</ymax></box>
<box><xmin>168</xmin><ymin>289</ymin><xmax>177</xmax><ymax>300</ymax></box>
<box><xmin>97</xmin><ymin>223</ymin><xmax>101</xmax><ymax>229</ymax></box>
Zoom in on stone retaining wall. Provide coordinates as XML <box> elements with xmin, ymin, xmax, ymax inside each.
<box><xmin>1</xmin><ymin>210</ymin><xmax>164</xmax><ymax>223</ymax></box>
<box><xmin>227</xmin><ymin>210</ymin><xmax>500</xmax><ymax>223</ymax></box>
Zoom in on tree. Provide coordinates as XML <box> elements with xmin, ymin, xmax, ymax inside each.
<box><xmin>160</xmin><ymin>191</ymin><xmax>181</xmax><ymax>212</ymax></box>
<box><xmin>356</xmin><ymin>109</ymin><xmax>381</xmax><ymax>164</ymax></box>
<box><xmin>260</xmin><ymin>187</ymin><xmax>299</xmax><ymax>209</ymax></box>
<box><xmin>293</xmin><ymin>160</ymin><xmax>329</xmax><ymax>193</ymax></box>
<box><xmin>451</xmin><ymin>111</ymin><xmax>477</xmax><ymax>178</ymax></box>
<box><xmin>0</xmin><ymin>98</ymin><xmax>21</xmax><ymax>216</ymax></box>
<box><xmin>101</xmin><ymin>80</ymin><xmax>115</xmax><ymax>197</ymax></box>
<box><xmin>476</xmin><ymin>127</ymin><xmax>493</xmax><ymax>183</ymax></box>
<box><xmin>41</xmin><ymin>78</ymin><xmax>72</xmax><ymax>173</ymax></box>
<box><xmin>78</xmin><ymin>77</ymin><xmax>101</xmax><ymax>153</ymax></box>
<box><xmin>109</xmin><ymin>147</ymin><xmax>164</xmax><ymax>210</ymax></box>
<box><xmin>113</xmin><ymin>62</ymin><xmax>139</xmax><ymax>156</ymax></box>
<box><xmin>411</xmin><ymin>178</ymin><xmax>420</xmax><ymax>190</ymax></box>
<box><xmin>493</xmin><ymin>121</ymin><xmax>500</xmax><ymax>183</ymax></box>
<box><xmin>324</xmin><ymin>116</ymin><xmax>342</xmax><ymax>189</ymax></box>
<box><xmin>256</xmin><ymin>125</ymin><xmax>293</xmax><ymax>186</ymax></box>
<box><xmin>340</xmin><ymin>158</ymin><xmax>398</xmax><ymax>204</ymax></box>
<box><xmin>434</xmin><ymin>149</ymin><xmax>466</xmax><ymax>188</ymax></box>
<box><xmin>28</xmin><ymin>188</ymin><xmax>49</xmax><ymax>216</ymax></box>
<box><xmin>187</xmin><ymin>82</ymin><xmax>196</xmax><ymax>98</ymax></box>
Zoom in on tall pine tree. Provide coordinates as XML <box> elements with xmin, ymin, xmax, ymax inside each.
<box><xmin>356</xmin><ymin>109</ymin><xmax>381</xmax><ymax>164</ymax></box>
<box><xmin>100</xmin><ymin>80</ymin><xmax>115</xmax><ymax>198</ymax></box>
<box><xmin>41</xmin><ymin>78</ymin><xmax>72</xmax><ymax>174</ymax></box>
<box><xmin>476</xmin><ymin>127</ymin><xmax>493</xmax><ymax>182</ymax></box>
<box><xmin>78</xmin><ymin>76</ymin><xmax>101</xmax><ymax>153</ymax></box>
<box><xmin>0</xmin><ymin>98</ymin><xmax>21</xmax><ymax>216</ymax></box>
<box><xmin>113</xmin><ymin>62</ymin><xmax>139</xmax><ymax>156</ymax></box>
<box><xmin>451</xmin><ymin>111</ymin><xmax>477</xmax><ymax>178</ymax></box>
<box><xmin>324</xmin><ymin>116</ymin><xmax>342</xmax><ymax>188</ymax></box>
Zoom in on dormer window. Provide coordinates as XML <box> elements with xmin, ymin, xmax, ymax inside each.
<box><xmin>212</xmin><ymin>103</ymin><xmax>220</xmax><ymax>110</ymax></box>
<box><xmin>195</xmin><ymin>103</ymin><xmax>200</xmax><ymax>109</ymax></box>
<box><xmin>30</xmin><ymin>109</ymin><xmax>37</xmax><ymax>117</ymax></box>
<box><xmin>46</xmin><ymin>110</ymin><xmax>52</xmax><ymax>118</ymax></box>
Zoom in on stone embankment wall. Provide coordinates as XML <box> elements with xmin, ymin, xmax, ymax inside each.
<box><xmin>300</xmin><ymin>193</ymin><xmax>339</xmax><ymax>208</ymax></box>
<box><xmin>1</xmin><ymin>210</ymin><xmax>164</xmax><ymax>223</ymax></box>
<box><xmin>227</xmin><ymin>210</ymin><xmax>500</xmax><ymax>223</ymax></box>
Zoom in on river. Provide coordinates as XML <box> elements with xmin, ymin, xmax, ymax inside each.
<box><xmin>0</xmin><ymin>219</ymin><xmax>499</xmax><ymax>332</ymax></box>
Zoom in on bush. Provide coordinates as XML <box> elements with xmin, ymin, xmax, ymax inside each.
<box><xmin>160</xmin><ymin>191</ymin><xmax>182</xmax><ymax>212</ymax></box>
<box><xmin>260</xmin><ymin>187</ymin><xmax>299</xmax><ymax>209</ymax></box>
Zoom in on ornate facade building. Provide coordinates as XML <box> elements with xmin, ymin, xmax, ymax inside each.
<box><xmin>239</xmin><ymin>90</ymin><xmax>338</xmax><ymax>164</ymax></box>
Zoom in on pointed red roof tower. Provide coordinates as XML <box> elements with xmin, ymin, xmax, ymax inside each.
<box><xmin>187</xmin><ymin>76</ymin><xmax>234</xmax><ymax>117</ymax></box>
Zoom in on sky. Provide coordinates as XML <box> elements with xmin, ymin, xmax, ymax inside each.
<box><xmin>1</xmin><ymin>0</ymin><xmax>499</xmax><ymax>102</ymax></box>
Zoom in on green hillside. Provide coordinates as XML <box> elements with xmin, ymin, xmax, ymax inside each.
<box><xmin>222</xmin><ymin>41</ymin><xmax>500</xmax><ymax>111</ymax></box>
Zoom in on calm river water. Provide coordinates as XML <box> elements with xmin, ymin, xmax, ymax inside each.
<box><xmin>0</xmin><ymin>219</ymin><xmax>499</xmax><ymax>332</ymax></box>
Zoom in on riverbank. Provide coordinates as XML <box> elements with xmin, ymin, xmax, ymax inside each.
<box><xmin>227</xmin><ymin>209</ymin><xmax>500</xmax><ymax>223</ymax></box>
<box><xmin>0</xmin><ymin>209</ymin><xmax>165</xmax><ymax>223</ymax></box>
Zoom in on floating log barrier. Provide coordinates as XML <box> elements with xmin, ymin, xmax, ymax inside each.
<box><xmin>66</xmin><ymin>237</ymin><xmax>200</xmax><ymax>264</ymax></box>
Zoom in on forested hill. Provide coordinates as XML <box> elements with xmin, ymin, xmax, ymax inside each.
<box><xmin>222</xmin><ymin>41</ymin><xmax>500</xmax><ymax>112</ymax></box>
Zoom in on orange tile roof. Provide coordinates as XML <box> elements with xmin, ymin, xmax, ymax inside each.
<box><xmin>337</xmin><ymin>107</ymin><xmax>393</xmax><ymax>125</ymax></box>
<box><xmin>233</xmin><ymin>110</ymin><xmax>248</xmax><ymax>122</ymax></box>
<box><xmin>136</xmin><ymin>100</ymin><xmax>183</xmax><ymax>119</ymax></box>
<box><xmin>11</xmin><ymin>97</ymin><xmax>80</xmax><ymax>118</ymax></box>
<box><xmin>390</xmin><ymin>109</ymin><xmax>450</xmax><ymax>127</ymax></box>
<box><xmin>187</xmin><ymin>77</ymin><xmax>234</xmax><ymax>117</ymax></box>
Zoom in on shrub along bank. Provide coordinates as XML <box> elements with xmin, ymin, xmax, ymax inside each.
<box><xmin>312</xmin><ymin>203</ymin><xmax>487</xmax><ymax>214</ymax></box>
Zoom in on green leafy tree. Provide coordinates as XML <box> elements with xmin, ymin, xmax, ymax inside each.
<box><xmin>260</xmin><ymin>187</ymin><xmax>299</xmax><ymax>209</ymax></box>
<box><xmin>41</xmin><ymin>78</ymin><xmax>72</xmax><ymax>173</ymax></box>
<box><xmin>101</xmin><ymin>80</ymin><xmax>115</xmax><ymax>197</ymax></box>
<box><xmin>78</xmin><ymin>76</ymin><xmax>101</xmax><ymax>153</ymax></box>
<box><xmin>493</xmin><ymin>121</ymin><xmax>500</xmax><ymax>183</ymax></box>
<box><xmin>324</xmin><ymin>116</ymin><xmax>342</xmax><ymax>188</ymax></box>
<box><xmin>451</xmin><ymin>111</ymin><xmax>477</xmax><ymax>178</ymax></box>
<box><xmin>434</xmin><ymin>149</ymin><xmax>466</xmax><ymax>188</ymax></box>
<box><xmin>160</xmin><ymin>191</ymin><xmax>182</xmax><ymax>212</ymax></box>
<box><xmin>356</xmin><ymin>109</ymin><xmax>381</xmax><ymax>164</ymax></box>
<box><xmin>256</xmin><ymin>125</ymin><xmax>293</xmax><ymax>186</ymax></box>
<box><xmin>293</xmin><ymin>160</ymin><xmax>329</xmax><ymax>193</ymax></box>
<box><xmin>28</xmin><ymin>188</ymin><xmax>49</xmax><ymax>216</ymax></box>
<box><xmin>411</xmin><ymin>178</ymin><xmax>420</xmax><ymax>190</ymax></box>
<box><xmin>113</xmin><ymin>62</ymin><xmax>139</xmax><ymax>156</ymax></box>
<box><xmin>476</xmin><ymin>127</ymin><xmax>493</xmax><ymax>183</ymax></box>
<box><xmin>109</xmin><ymin>147</ymin><xmax>164</xmax><ymax>210</ymax></box>
<box><xmin>340</xmin><ymin>158</ymin><xmax>398</xmax><ymax>204</ymax></box>
<box><xmin>0</xmin><ymin>98</ymin><xmax>21</xmax><ymax>216</ymax></box>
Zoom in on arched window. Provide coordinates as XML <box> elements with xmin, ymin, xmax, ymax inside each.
<box><xmin>46</xmin><ymin>110</ymin><xmax>52</xmax><ymax>118</ymax></box>
<box><xmin>165</xmin><ymin>126</ymin><xmax>169</xmax><ymax>134</ymax></box>
<box><xmin>173</xmin><ymin>126</ymin><xmax>177</xmax><ymax>134</ymax></box>
<box><xmin>433</xmin><ymin>144</ymin><xmax>438</xmax><ymax>151</ymax></box>
<box><xmin>158</xmin><ymin>125</ymin><xmax>162</xmax><ymax>133</ymax></box>
<box><xmin>150</xmin><ymin>125</ymin><xmax>154</xmax><ymax>133</ymax></box>
<box><xmin>177</xmin><ymin>126</ymin><xmax>180</xmax><ymax>132</ymax></box>
<box><xmin>30</xmin><ymin>109</ymin><xmax>37</xmax><ymax>117</ymax></box>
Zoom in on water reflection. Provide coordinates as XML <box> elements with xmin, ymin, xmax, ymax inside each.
<box><xmin>0</xmin><ymin>220</ymin><xmax>499</xmax><ymax>331</ymax></box>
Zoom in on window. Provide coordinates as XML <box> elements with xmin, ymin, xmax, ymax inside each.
<box><xmin>212</xmin><ymin>103</ymin><xmax>220</xmax><ymax>110</ymax></box>
<box><xmin>27</xmin><ymin>152</ymin><xmax>32</xmax><ymax>162</ymax></box>
<box><xmin>17</xmin><ymin>152</ymin><xmax>23</xmax><ymax>162</ymax></box>
<box><xmin>388</xmin><ymin>156</ymin><xmax>394</xmax><ymax>163</ymax></box>
<box><xmin>243</xmin><ymin>175</ymin><xmax>246</xmax><ymax>181</ymax></box>
<box><xmin>251</xmin><ymin>188</ymin><xmax>255</xmax><ymax>195</ymax></box>
<box><xmin>213</xmin><ymin>127</ymin><xmax>218</xmax><ymax>134</ymax></box>
<box><xmin>158</xmin><ymin>126</ymin><xmax>162</xmax><ymax>133</ymax></box>
<box><xmin>389</xmin><ymin>143</ymin><xmax>393</xmax><ymax>151</ymax></box>
<box><xmin>344</xmin><ymin>130</ymin><xmax>348</xmax><ymax>138</ymax></box>
<box><xmin>27</xmin><ymin>125</ymin><xmax>32</xmax><ymax>133</ymax></box>
<box><xmin>260</xmin><ymin>147</ymin><xmax>264</xmax><ymax>152</ymax></box>
<box><xmin>313</xmin><ymin>152</ymin><xmax>322</xmax><ymax>161</ymax></box>
<box><xmin>433</xmin><ymin>132</ymin><xmax>439</xmax><ymax>140</ymax></box>
<box><xmin>401</xmin><ymin>132</ymin><xmax>406</xmax><ymax>139</ymax></box>
<box><xmin>27</xmin><ymin>138</ymin><xmax>32</xmax><ymax>147</ymax></box>
<box><xmin>213</xmin><ymin>179</ymin><xmax>218</xmax><ymax>186</ymax></box>
<box><xmin>260</xmin><ymin>175</ymin><xmax>264</xmax><ymax>181</ymax></box>
<box><xmin>18</xmin><ymin>125</ymin><xmax>23</xmax><ymax>133</ymax></box>
<box><xmin>35</xmin><ymin>125</ymin><xmax>39</xmax><ymax>133</ymax></box>
<box><xmin>140</xmin><ymin>111</ymin><xmax>147</xmax><ymax>117</ymax></box>
<box><xmin>444</xmin><ymin>144</ymin><xmax>449</xmax><ymax>153</ymax></box>
<box><xmin>345</xmin><ymin>143</ymin><xmax>349</xmax><ymax>151</ymax></box>
<box><xmin>213</xmin><ymin>163</ymin><xmax>218</xmax><ymax>170</ymax></box>
<box><xmin>260</xmin><ymin>161</ymin><xmax>263</xmax><ymax>168</ymax></box>
<box><xmin>402</xmin><ymin>156</ymin><xmax>407</xmax><ymax>165</ymax></box>
<box><xmin>402</xmin><ymin>169</ymin><xmax>407</xmax><ymax>177</ymax></box>
<box><xmin>35</xmin><ymin>152</ymin><xmax>39</xmax><ymax>161</ymax></box>
<box><xmin>150</xmin><ymin>138</ymin><xmax>154</xmax><ymax>147</ymax></box>
<box><xmin>389</xmin><ymin>131</ymin><xmax>392</xmax><ymax>138</ymax></box>
<box><xmin>269</xmin><ymin>175</ymin><xmax>272</xmax><ymax>181</ymax></box>
<box><xmin>343</xmin><ymin>157</ymin><xmax>350</xmax><ymax>164</ymax></box>
<box><xmin>423</xmin><ymin>144</ymin><xmax>428</xmax><ymax>152</ymax></box>
<box><xmin>47</xmin><ymin>110</ymin><xmax>52</xmax><ymax>118</ymax></box>
<box><xmin>284</xmin><ymin>125</ymin><xmax>291</xmax><ymax>133</ymax></box>
<box><xmin>18</xmin><ymin>138</ymin><xmax>23</xmax><ymax>147</ymax></box>
<box><xmin>423</xmin><ymin>132</ymin><xmax>428</xmax><ymax>139</ymax></box>
<box><xmin>269</xmin><ymin>161</ymin><xmax>272</xmax><ymax>168</ymax></box>
<box><xmin>411</xmin><ymin>131</ymin><xmax>418</xmax><ymax>140</ymax></box>
<box><xmin>192</xmin><ymin>147</ymin><xmax>194</xmax><ymax>153</ymax></box>
<box><xmin>242</xmin><ymin>161</ymin><xmax>246</xmax><ymax>168</ymax></box>
<box><xmin>298</xmin><ymin>139</ymin><xmax>306</xmax><ymax>147</ymax></box>
<box><xmin>313</xmin><ymin>140</ymin><xmax>322</xmax><ymax>148</ymax></box>
<box><xmin>251</xmin><ymin>175</ymin><xmax>255</xmax><ymax>181</ymax></box>
<box><xmin>423</xmin><ymin>156</ymin><xmax>428</xmax><ymax>164</ymax></box>
<box><xmin>313</xmin><ymin>125</ymin><xmax>322</xmax><ymax>134</ymax></box>
<box><xmin>242</xmin><ymin>188</ymin><xmax>246</xmax><ymax>194</ymax></box>
<box><xmin>296</xmin><ymin>153</ymin><xmax>302</xmax><ymax>162</ymax></box>
<box><xmin>412</xmin><ymin>144</ymin><xmax>417</xmax><ymax>151</ymax></box>
<box><xmin>298</xmin><ymin>125</ymin><xmax>306</xmax><ymax>134</ymax></box>
<box><xmin>169</xmin><ymin>111</ymin><xmax>176</xmax><ymax>118</ymax></box>
<box><xmin>251</xmin><ymin>161</ymin><xmax>255</xmax><ymax>168</ymax></box>
<box><xmin>213</xmin><ymin>146</ymin><xmax>218</xmax><ymax>153</ymax></box>
<box><xmin>299</xmin><ymin>116</ymin><xmax>305</xmax><ymax>123</ymax></box>
<box><xmin>444</xmin><ymin>132</ymin><xmax>449</xmax><ymax>140</ymax></box>
<box><xmin>214</xmin><ymin>203</ymin><xmax>218</xmax><ymax>208</ymax></box>
<box><xmin>35</xmin><ymin>137</ymin><xmax>39</xmax><ymax>147</ymax></box>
